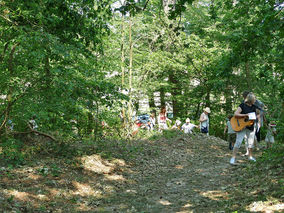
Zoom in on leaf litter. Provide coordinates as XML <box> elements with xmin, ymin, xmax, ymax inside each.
<box><xmin>0</xmin><ymin>132</ymin><xmax>283</xmax><ymax>212</ymax></box>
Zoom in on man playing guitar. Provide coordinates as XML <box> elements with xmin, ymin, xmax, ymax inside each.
<box><xmin>230</xmin><ymin>92</ymin><xmax>260</xmax><ymax>165</ymax></box>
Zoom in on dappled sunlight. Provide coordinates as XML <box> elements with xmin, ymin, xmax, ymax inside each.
<box><xmin>48</xmin><ymin>188</ymin><xmax>60</xmax><ymax>197</ymax></box>
<box><xmin>72</xmin><ymin>181</ymin><xmax>98</xmax><ymax>196</ymax></box>
<box><xmin>200</xmin><ymin>190</ymin><xmax>229</xmax><ymax>201</ymax></box>
<box><xmin>27</xmin><ymin>173</ymin><xmax>41</xmax><ymax>180</ymax></box>
<box><xmin>248</xmin><ymin>201</ymin><xmax>284</xmax><ymax>212</ymax></box>
<box><xmin>5</xmin><ymin>189</ymin><xmax>49</xmax><ymax>202</ymax></box>
<box><xmin>81</xmin><ymin>154</ymin><xmax>115</xmax><ymax>174</ymax></box>
<box><xmin>175</xmin><ymin>165</ymin><xmax>184</xmax><ymax>169</ymax></box>
<box><xmin>7</xmin><ymin>190</ymin><xmax>31</xmax><ymax>202</ymax></box>
<box><xmin>81</xmin><ymin>154</ymin><xmax>127</xmax><ymax>175</ymax></box>
<box><xmin>126</xmin><ymin>189</ymin><xmax>137</xmax><ymax>194</ymax></box>
<box><xmin>158</xmin><ymin>199</ymin><xmax>172</xmax><ymax>206</ymax></box>
<box><xmin>105</xmin><ymin>173</ymin><xmax>126</xmax><ymax>181</ymax></box>
<box><xmin>176</xmin><ymin>203</ymin><xmax>193</xmax><ymax>213</ymax></box>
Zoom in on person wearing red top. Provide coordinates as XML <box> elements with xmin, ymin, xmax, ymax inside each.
<box><xmin>158</xmin><ymin>106</ymin><xmax>171</xmax><ymax>131</ymax></box>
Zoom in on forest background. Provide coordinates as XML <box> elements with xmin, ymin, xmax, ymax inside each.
<box><xmin>0</xmin><ymin>0</ymin><xmax>283</xmax><ymax>163</ymax></box>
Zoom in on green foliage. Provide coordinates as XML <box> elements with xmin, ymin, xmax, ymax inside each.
<box><xmin>0</xmin><ymin>0</ymin><xmax>283</xmax><ymax>167</ymax></box>
<box><xmin>0</xmin><ymin>137</ymin><xmax>25</xmax><ymax>166</ymax></box>
<box><xmin>259</xmin><ymin>143</ymin><xmax>284</xmax><ymax>164</ymax></box>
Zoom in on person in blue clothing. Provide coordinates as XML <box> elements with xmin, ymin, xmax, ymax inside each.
<box><xmin>230</xmin><ymin>92</ymin><xmax>260</xmax><ymax>165</ymax></box>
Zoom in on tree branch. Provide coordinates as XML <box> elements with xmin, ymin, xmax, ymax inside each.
<box><xmin>143</xmin><ymin>0</ymin><xmax>150</xmax><ymax>11</ymax></box>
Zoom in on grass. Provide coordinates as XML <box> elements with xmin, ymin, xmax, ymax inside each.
<box><xmin>0</xmin><ymin>132</ymin><xmax>283</xmax><ymax>212</ymax></box>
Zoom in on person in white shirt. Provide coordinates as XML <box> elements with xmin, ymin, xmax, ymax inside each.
<box><xmin>172</xmin><ymin>120</ymin><xmax>182</xmax><ymax>130</ymax></box>
<box><xmin>182</xmin><ymin>118</ymin><xmax>198</xmax><ymax>134</ymax></box>
<box><xmin>28</xmin><ymin>115</ymin><xmax>38</xmax><ymax>130</ymax></box>
<box><xmin>199</xmin><ymin>107</ymin><xmax>211</xmax><ymax>135</ymax></box>
<box><xmin>149</xmin><ymin>111</ymin><xmax>156</xmax><ymax>130</ymax></box>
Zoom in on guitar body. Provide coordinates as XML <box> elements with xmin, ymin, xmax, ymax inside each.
<box><xmin>230</xmin><ymin>116</ymin><xmax>254</xmax><ymax>132</ymax></box>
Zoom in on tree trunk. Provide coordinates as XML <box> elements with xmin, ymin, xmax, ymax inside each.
<box><xmin>120</xmin><ymin>14</ymin><xmax>127</xmax><ymax>124</ymax></box>
<box><xmin>245</xmin><ymin>61</ymin><xmax>252</xmax><ymax>91</ymax></box>
<box><xmin>0</xmin><ymin>43</ymin><xmax>17</xmax><ymax>132</ymax></box>
<box><xmin>160</xmin><ymin>87</ymin><xmax>165</xmax><ymax>109</ymax></box>
<box><xmin>148</xmin><ymin>92</ymin><xmax>156</xmax><ymax>110</ymax></box>
<box><xmin>224</xmin><ymin>86</ymin><xmax>234</xmax><ymax>115</ymax></box>
<box><xmin>127</xmin><ymin>16</ymin><xmax>133</xmax><ymax>123</ymax></box>
<box><xmin>169</xmin><ymin>71</ymin><xmax>182</xmax><ymax>118</ymax></box>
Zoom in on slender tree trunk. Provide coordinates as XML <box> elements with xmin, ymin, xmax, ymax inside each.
<box><xmin>160</xmin><ymin>87</ymin><xmax>165</xmax><ymax>108</ymax></box>
<box><xmin>127</xmin><ymin>16</ymin><xmax>133</xmax><ymax>123</ymax></box>
<box><xmin>245</xmin><ymin>61</ymin><xmax>252</xmax><ymax>91</ymax></box>
<box><xmin>205</xmin><ymin>89</ymin><xmax>210</xmax><ymax>108</ymax></box>
<box><xmin>194</xmin><ymin>102</ymin><xmax>201</xmax><ymax>120</ymax></box>
<box><xmin>121</xmin><ymin>14</ymin><xmax>126</xmax><ymax>124</ymax></box>
<box><xmin>224</xmin><ymin>85</ymin><xmax>234</xmax><ymax>115</ymax></box>
<box><xmin>169</xmin><ymin>72</ymin><xmax>182</xmax><ymax>118</ymax></box>
<box><xmin>0</xmin><ymin>43</ymin><xmax>17</xmax><ymax>132</ymax></box>
<box><xmin>280</xmin><ymin>101</ymin><xmax>284</xmax><ymax>143</ymax></box>
<box><xmin>148</xmin><ymin>92</ymin><xmax>156</xmax><ymax>109</ymax></box>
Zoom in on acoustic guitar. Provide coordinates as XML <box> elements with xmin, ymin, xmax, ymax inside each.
<box><xmin>230</xmin><ymin>116</ymin><xmax>254</xmax><ymax>132</ymax></box>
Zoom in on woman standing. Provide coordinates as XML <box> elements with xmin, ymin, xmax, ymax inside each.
<box><xmin>199</xmin><ymin>107</ymin><xmax>211</xmax><ymax>135</ymax></box>
<box><xmin>230</xmin><ymin>92</ymin><xmax>260</xmax><ymax>165</ymax></box>
<box><xmin>158</xmin><ymin>107</ymin><xmax>171</xmax><ymax>131</ymax></box>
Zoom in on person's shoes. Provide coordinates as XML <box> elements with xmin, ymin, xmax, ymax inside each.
<box><xmin>230</xmin><ymin>157</ymin><xmax>236</xmax><ymax>165</ymax></box>
<box><xmin>248</xmin><ymin>156</ymin><xmax>256</xmax><ymax>162</ymax></box>
<box><xmin>242</xmin><ymin>152</ymin><xmax>249</xmax><ymax>157</ymax></box>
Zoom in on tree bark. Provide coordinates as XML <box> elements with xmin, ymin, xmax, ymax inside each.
<box><xmin>127</xmin><ymin>15</ymin><xmax>133</xmax><ymax>123</ymax></box>
<box><xmin>169</xmin><ymin>71</ymin><xmax>182</xmax><ymax>118</ymax></box>
<box><xmin>121</xmin><ymin>14</ymin><xmax>126</xmax><ymax>124</ymax></box>
<box><xmin>0</xmin><ymin>43</ymin><xmax>18</xmax><ymax>132</ymax></box>
<box><xmin>245</xmin><ymin>61</ymin><xmax>252</xmax><ymax>91</ymax></box>
<box><xmin>160</xmin><ymin>87</ymin><xmax>165</xmax><ymax>108</ymax></box>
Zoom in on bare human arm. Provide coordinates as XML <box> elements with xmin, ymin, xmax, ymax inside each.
<box><xmin>234</xmin><ymin>107</ymin><xmax>248</xmax><ymax>118</ymax></box>
<box><xmin>199</xmin><ymin>113</ymin><xmax>207</xmax><ymax>122</ymax></box>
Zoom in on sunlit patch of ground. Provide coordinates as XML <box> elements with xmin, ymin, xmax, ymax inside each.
<box><xmin>201</xmin><ymin>190</ymin><xmax>229</xmax><ymax>201</ymax></box>
<box><xmin>0</xmin><ymin>134</ymin><xmax>283</xmax><ymax>212</ymax></box>
<box><xmin>248</xmin><ymin>200</ymin><xmax>284</xmax><ymax>212</ymax></box>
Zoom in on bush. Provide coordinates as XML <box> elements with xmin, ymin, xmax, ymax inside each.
<box><xmin>0</xmin><ymin>137</ymin><xmax>25</xmax><ymax>166</ymax></box>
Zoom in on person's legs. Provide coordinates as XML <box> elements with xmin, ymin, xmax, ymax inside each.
<box><xmin>230</xmin><ymin>130</ymin><xmax>245</xmax><ymax>164</ymax></box>
<box><xmin>244</xmin><ymin>134</ymin><xmax>249</xmax><ymax>155</ymax></box>
<box><xmin>256</xmin><ymin>127</ymin><xmax>261</xmax><ymax>142</ymax></box>
<box><xmin>246</xmin><ymin>129</ymin><xmax>256</xmax><ymax>161</ymax></box>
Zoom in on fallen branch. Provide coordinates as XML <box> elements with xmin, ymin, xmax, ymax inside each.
<box><xmin>11</xmin><ymin>125</ymin><xmax>57</xmax><ymax>142</ymax></box>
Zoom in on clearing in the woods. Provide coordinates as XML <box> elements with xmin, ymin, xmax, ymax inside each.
<box><xmin>0</xmin><ymin>133</ymin><xmax>283</xmax><ymax>212</ymax></box>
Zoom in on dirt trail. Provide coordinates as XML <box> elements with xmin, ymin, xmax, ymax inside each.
<box><xmin>1</xmin><ymin>133</ymin><xmax>281</xmax><ymax>212</ymax></box>
<box><xmin>108</xmin><ymin>134</ymin><xmax>234</xmax><ymax>212</ymax></box>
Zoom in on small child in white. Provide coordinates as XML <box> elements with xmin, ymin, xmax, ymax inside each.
<box><xmin>181</xmin><ymin>118</ymin><xmax>198</xmax><ymax>134</ymax></box>
<box><xmin>172</xmin><ymin>120</ymin><xmax>182</xmax><ymax>130</ymax></box>
<box><xmin>265</xmin><ymin>120</ymin><xmax>276</xmax><ymax>149</ymax></box>
<box><xmin>29</xmin><ymin>115</ymin><xmax>38</xmax><ymax>130</ymax></box>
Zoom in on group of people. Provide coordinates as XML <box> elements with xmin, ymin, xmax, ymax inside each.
<box><xmin>136</xmin><ymin>106</ymin><xmax>211</xmax><ymax>135</ymax></box>
<box><xmin>224</xmin><ymin>91</ymin><xmax>277</xmax><ymax>165</ymax></box>
<box><xmin>132</xmin><ymin>90</ymin><xmax>277</xmax><ymax>166</ymax></box>
<box><xmin>6</xmin><ymin>115</ymin><xmax>38</xmax><ymax>132</ymax></box>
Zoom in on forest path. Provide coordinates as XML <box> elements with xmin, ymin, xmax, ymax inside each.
<box><xmin>108</xmin><ymin>134</ymin><xmax>236</xmax><ymax>212</ymax></box>
<box><xmin>1</xmin><ymin>133</ymin><xmax>281</xmax><ymax>212</ymax></box>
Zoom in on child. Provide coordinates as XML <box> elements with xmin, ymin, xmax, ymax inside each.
<box><xmin>28</xmin><ymin>115</ymin><xmax>38</xmax><ymax>130</ymax></box>
<box><xmin>181</xmin><ymin>118</ymin><xmax>198</xmax><ymax>134</ymax></box>
<box><xmin>172</xmin><ymin>120</ymin><xmax>182</xmax><ymax>130</ymax></box>
<box><xmin>224</xmin><ymin>115</ymin><xmax>236</xmax><ymax>150</ymax></box>
<box><xmin>149</xmin><ymin>111</ymin><xmax>156</xmax><ymax>130</ymax></box>
<box><xmin>265</xmin><ymin>120</ymin><xmax>276</xmax><ymax>149</ymax></box>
